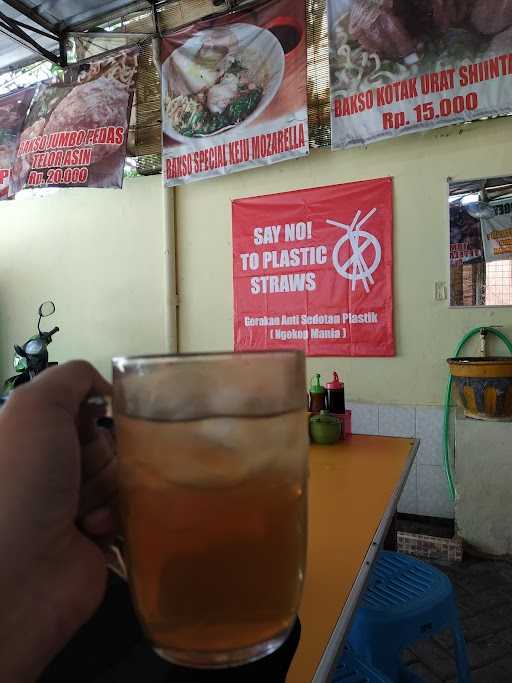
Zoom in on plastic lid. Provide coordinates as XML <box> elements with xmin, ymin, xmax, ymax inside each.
<box><xmin>310</xmin><ymin>410</ymin><xmax>341</xmax><ymax>424</ymax></box>
<box><xmin>310</xmin><ymin>373</ymin><xmax>325</xmax><ymax>394</ymax></box>
<box><xmin>326</xmin><ymin>371</ymin><xmax>343</xmax><ymax>390</ymax></box>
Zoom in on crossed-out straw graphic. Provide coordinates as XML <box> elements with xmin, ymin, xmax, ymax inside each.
<box><xmin>327</xmin><ymin>208</ymin><xmax>381</xmax><ymax>294</ymax></box>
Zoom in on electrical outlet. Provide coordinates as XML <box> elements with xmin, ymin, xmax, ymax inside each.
<box><xmin>435</xmin><ymin>281</ymin><xmax>448</xmax><ymax>301</ymax></box>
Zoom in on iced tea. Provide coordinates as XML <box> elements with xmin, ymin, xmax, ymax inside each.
<box><xmin>116</xmin><ymin>408</ymin><xmax>308</xmax><ymax>667</ymax></box>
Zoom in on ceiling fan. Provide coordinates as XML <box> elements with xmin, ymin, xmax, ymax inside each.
<box><xmin>461</xmin><ymin>181</ymin><xmax>495</xmax><ymax>220</ymax></box>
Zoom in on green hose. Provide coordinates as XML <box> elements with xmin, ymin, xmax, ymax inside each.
<box><xmin>444</xmin><ymin>326</ymin><xmax>512</xmax><ymax>501</ymax></box>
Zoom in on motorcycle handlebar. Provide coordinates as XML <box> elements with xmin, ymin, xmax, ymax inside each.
<box><xmin>47</xmin><ymin>326</ymin><xmax>60</xmax><ymax>337</ymax></box>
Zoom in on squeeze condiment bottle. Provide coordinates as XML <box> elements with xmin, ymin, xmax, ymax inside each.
<box><xmin>326</xmin><ymin>371</ymin><xmax>345</xmax><ymax>414</ymax></box>
<box><xmin>309</xmin><ymin>374</ymin><xmax>326</xmax><ymax>413</ymax></box>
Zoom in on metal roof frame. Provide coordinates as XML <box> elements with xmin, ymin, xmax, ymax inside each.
<box><xmin>0</xmin><ymin>0</ymin><xmax>159</xmax><ymax>68</ymax></box>
<box><xmin>0</xmin><ymin>0</ymin><xmax>246</xmax><ymax>72</ymax></box>
<box><xmin>0</xmin><ymin>7</ymin><xmax>61</xmax><ymax>64</ymax></box>
<box><xmin>1</xmin><ymin>0</ymin><xmax>56</xmax><ymax>34</ymax></box>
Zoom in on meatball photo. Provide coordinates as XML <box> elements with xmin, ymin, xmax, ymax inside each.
<box><xmin>0</xmin><ymin>87</ymin><xmax>35</xmax><ymax>199</ymax></box>
<box><xmin>8</xmin><ymin>48</ymin><xmax>138</xmax><ymax>193</ymax></box>
<box><xmin>328</xmin><ymin>0</ymin><xmax>512</xmax><ymax>148</ymax></box>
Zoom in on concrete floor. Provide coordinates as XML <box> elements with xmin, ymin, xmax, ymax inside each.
<box><xmin>402</xmin><ymin>558</ymin><xmax>512</xmax><ymax>682</ymax></box>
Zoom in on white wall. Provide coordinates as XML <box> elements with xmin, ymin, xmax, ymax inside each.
<box><xmin>174</xmin><ymin>118</ymin><xmax>512</xmax><ymax>520</ymax></box>
<box><xmin>175</xmin><ymin>117</ymin><xmax>512</xmax><ymax>407</ymax></box>
<box><xmin>0</xmin><ymin>176</ymin><xmax>170</xmax><ymax>381</ymax></box>
<box><xmin>456</xmin><ymin>417</ymin><xmax>512</xmax><ymax>554</ymax></box>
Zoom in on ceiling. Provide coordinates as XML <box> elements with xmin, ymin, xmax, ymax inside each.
<box><xmin>5</xmin><ymin>1</ymin><xmax>146</xmax><ymax>29</ymax></box>
<box><xmin>0</xmin><ymin>0</ymin><xmax>151</xmax><ymax>72</ymax></box>
<box><xmin>450</xmin><ymin>177</ymin><xmax>512</xmax><ymax>198</ymax></box>
<box><xmin>0</xmin><ymin>0</ymin><xmax>244</xmax><ymax>74</ymax></box>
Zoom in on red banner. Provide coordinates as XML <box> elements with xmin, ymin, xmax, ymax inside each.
<box><xmin>233</xmin><ymin>179</ymin><xmax>394</xmax><ymax>357</ymax></box>
<box><xmin>329</xmin><ymin>0</ymin><xmax>512</xmax><ymax>149</ymax></box>
<box><xmin>161</xmin><ymin>0</ymin><xmax>308</xmax><ymax>186</ymax></box>
<box><xmin>9</xmin><ymin>48</ymin><xmax>138</xmax><ymax>195</ymax></box>
<box><xmin>0</xmin><ymin>87</ymin><xmax>35</xmax><ymax>200</ymax></box>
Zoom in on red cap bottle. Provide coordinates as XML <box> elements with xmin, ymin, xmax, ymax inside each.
<box><xmin>326</xmin><ymin>371</ymin><xmax>343</xmax><ymax>390</ymax></box>
<box><xmin>326</xmin><ymin>371</ymin><xmax>345</xmax><ymax>414</ymax></box>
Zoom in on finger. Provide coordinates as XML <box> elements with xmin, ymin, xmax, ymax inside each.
<box><xmin>82</xmin><ymin>507</ymin><xmax>116</xmax><ymax>538</ymax></box>
<box><xmin>78</xmin><ymin>399</ymin><xmax>109</xmax><ymax>445</ymax></box>
<box><xmin>23</xmin><ymin>361</ymin><xmax>112</xmax><ymax>419</ymax></box>
<box><xmin>81</xmin><ymin>429</ymin><xmax>116</xmax><ymax>481</ymax></box>
<box><xmin>79</xmin><ymin>458</ymin><xmax>117</xmax><ymax>518</ymax></box>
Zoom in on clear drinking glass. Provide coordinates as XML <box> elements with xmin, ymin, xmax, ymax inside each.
<box><xmin>112</xmin><ymin>351</ymin><xmax>309</xmax><ymax>669</ymax></box>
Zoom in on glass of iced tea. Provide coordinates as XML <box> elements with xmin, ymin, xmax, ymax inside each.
<box><xmin>112</xmin><ymin>351</ymin><xmax>308</xmax><ymax>669</ymax></box>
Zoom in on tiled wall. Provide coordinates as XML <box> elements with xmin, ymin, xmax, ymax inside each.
<box><xmin>347</xmin><ymin>403</ymin><xmax>454</xmax><ymax>519</ymax></box>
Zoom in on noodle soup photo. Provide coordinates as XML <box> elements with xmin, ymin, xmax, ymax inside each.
<box><xmin>329</xmin><ymin>0</ymin><xmax>512</xmax><ymax>148</ymax></box>
<box><xmin>161</xmin><ymin>0</ymin><xmax>309</xmax><ymax>186</ymax></box>
<box><xmin>163</xmin><ymin>24</ymin><xmax>283</xmax><ymax>141</ymax></box>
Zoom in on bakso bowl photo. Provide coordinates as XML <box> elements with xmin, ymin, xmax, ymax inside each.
<box><xmin>162</xmin><ymin>23</ymin><xmax>285</xmax><ymax>142</ymax></box>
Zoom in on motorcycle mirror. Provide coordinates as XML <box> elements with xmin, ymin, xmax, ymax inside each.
<box><xmin>14</xmin><ymin>344</ymin><xmax>26</xmax><ymax>357</ymax></box>
<box><xmin>38</xmin><ymin>301</ymin><xmax>55</xmax><ymax>318</ymax></box>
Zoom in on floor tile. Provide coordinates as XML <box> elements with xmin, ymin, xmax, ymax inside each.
<box><xmin>406</xmin><ymin>661</ymin><xmax>444</xmax><ymax>682</ymax></box>
<box><xmin>406</xmin><ymin>560</ymin><xmax>512</xmax><ymax>682</ymax></box>
<box><xmin>471</xmin><ymin>663</ymin><xmax>512</xmax><ymax>682</ymax></box>
<box><xmin>461</xmin><ymin>605</ymin><xmax>512</xmax><ymax>641</ymax></box>
<box><xmin>410</xmin><ymin>639</ymin><xmax>457</xmax><ymax>680</ymax></box>
<box><xmin>464</xmin><ymin>633</ymin><xmax>511</xmax><ymax>669</ymax></box>
<box><xmin>433</xmin><ymin>629</ymin><xmax>453</xmax><ymax>651</ymax></box>
<box><xmin>401</xmin><ymin>648</ymin><xmax>419</xmax><ymax>665</ymax></box>
<box><xmin>494</xmin><ymin>655</ymin><xmax>512</xmax><ymax>673</ymax></box>
<box><xmin>494</xmin><ymin>628</ymin><xmax>512</xmax><ymax>646</ymax></box>
<box><xmin>456</xmin><ymin>587</ymin><xmax>511</xmax><ymax>618</ymax></box>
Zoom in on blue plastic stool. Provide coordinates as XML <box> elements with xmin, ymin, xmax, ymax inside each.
<box><xmin>348</xmin><ymin>552</ymin><xmax>471</xmax><ymax>682</ymax></box>
<box><xmin>332</xmin><ymin>645</ymin><xmax>394</xmax><ymax>682</ymax></box>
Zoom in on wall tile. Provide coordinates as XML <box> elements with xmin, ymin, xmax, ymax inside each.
<box><xmin>418</xmin><ymin>464</ymin><xmax>454</xmax><ymax>519</ymax></box>
<box><xmin>398</xmin><ymin>462</ymin><xmax>418</xmax><ymax>515</ymax></box>
<box><xmin>347</xmin><ymin>403</ymin><xmax>379</xmax><ymax>435</ymax></box>
<box><xmin>378</xmin><ymin>405</ymin><xmax>416</xmax><ymax>437</ymax></box>
<box><xmin>416</xmin><ymin>407</ymin><xmax>444</xmax><ymax>466</ymax></box>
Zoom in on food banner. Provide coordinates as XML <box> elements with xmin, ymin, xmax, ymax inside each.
<box><xmin>232</xmin><ymin>178</ymin><xmax>394</xmax><ymax>357</ymax></box>
<box><xmin>9</xmin><ymin>48</ymin><xmax>138</xmax><ymax>194</ymax></box>
<box><xmin>161</xmin><ymin>0</ymin><xmax>308</xmax><ymax>186</ymax></box>
<box><xmin>0</xmin><ymin>87</ymin><xmax>35</xmax><ymax>200</ymax></box>
<box><xmin>329</xmin><ymin>0</ymin><xmax>512</xmax><ymax>149</ymax></box>
<box><xmin>449</xmin><ymin>203</ymin><xmax>484</xmax><ymax>265</ymax></box>
<box><xmin>481</xmin><ymin>197</ymin><xmax>512</xmax><ymax>261</ymax></box>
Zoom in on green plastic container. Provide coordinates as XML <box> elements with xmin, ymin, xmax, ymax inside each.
<box><xmin>309</xmin><ymin>411</ymin><xmax>341</xmax><ymax>445</ymax></box>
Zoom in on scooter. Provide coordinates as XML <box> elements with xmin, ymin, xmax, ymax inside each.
<box><xmin>1</xmin><ymin>301</ymin><xmax>59</xmax><ymax>404</ymax></box>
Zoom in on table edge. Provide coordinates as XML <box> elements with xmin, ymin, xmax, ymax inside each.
<box><xmin>311</xmin><ymin>437</ymin><xmax>420</xmax><ymax>683</ymax></box>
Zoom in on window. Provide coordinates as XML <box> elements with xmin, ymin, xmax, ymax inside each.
<box><xmin>486</xmin><ymin>261</ymin><xmax>512</xmax><ymax>306</ymax></box>
<box><xmin>449</xmin><ymin>176</ymin><xmax>512</xmax><ymax>307</ymax></box>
